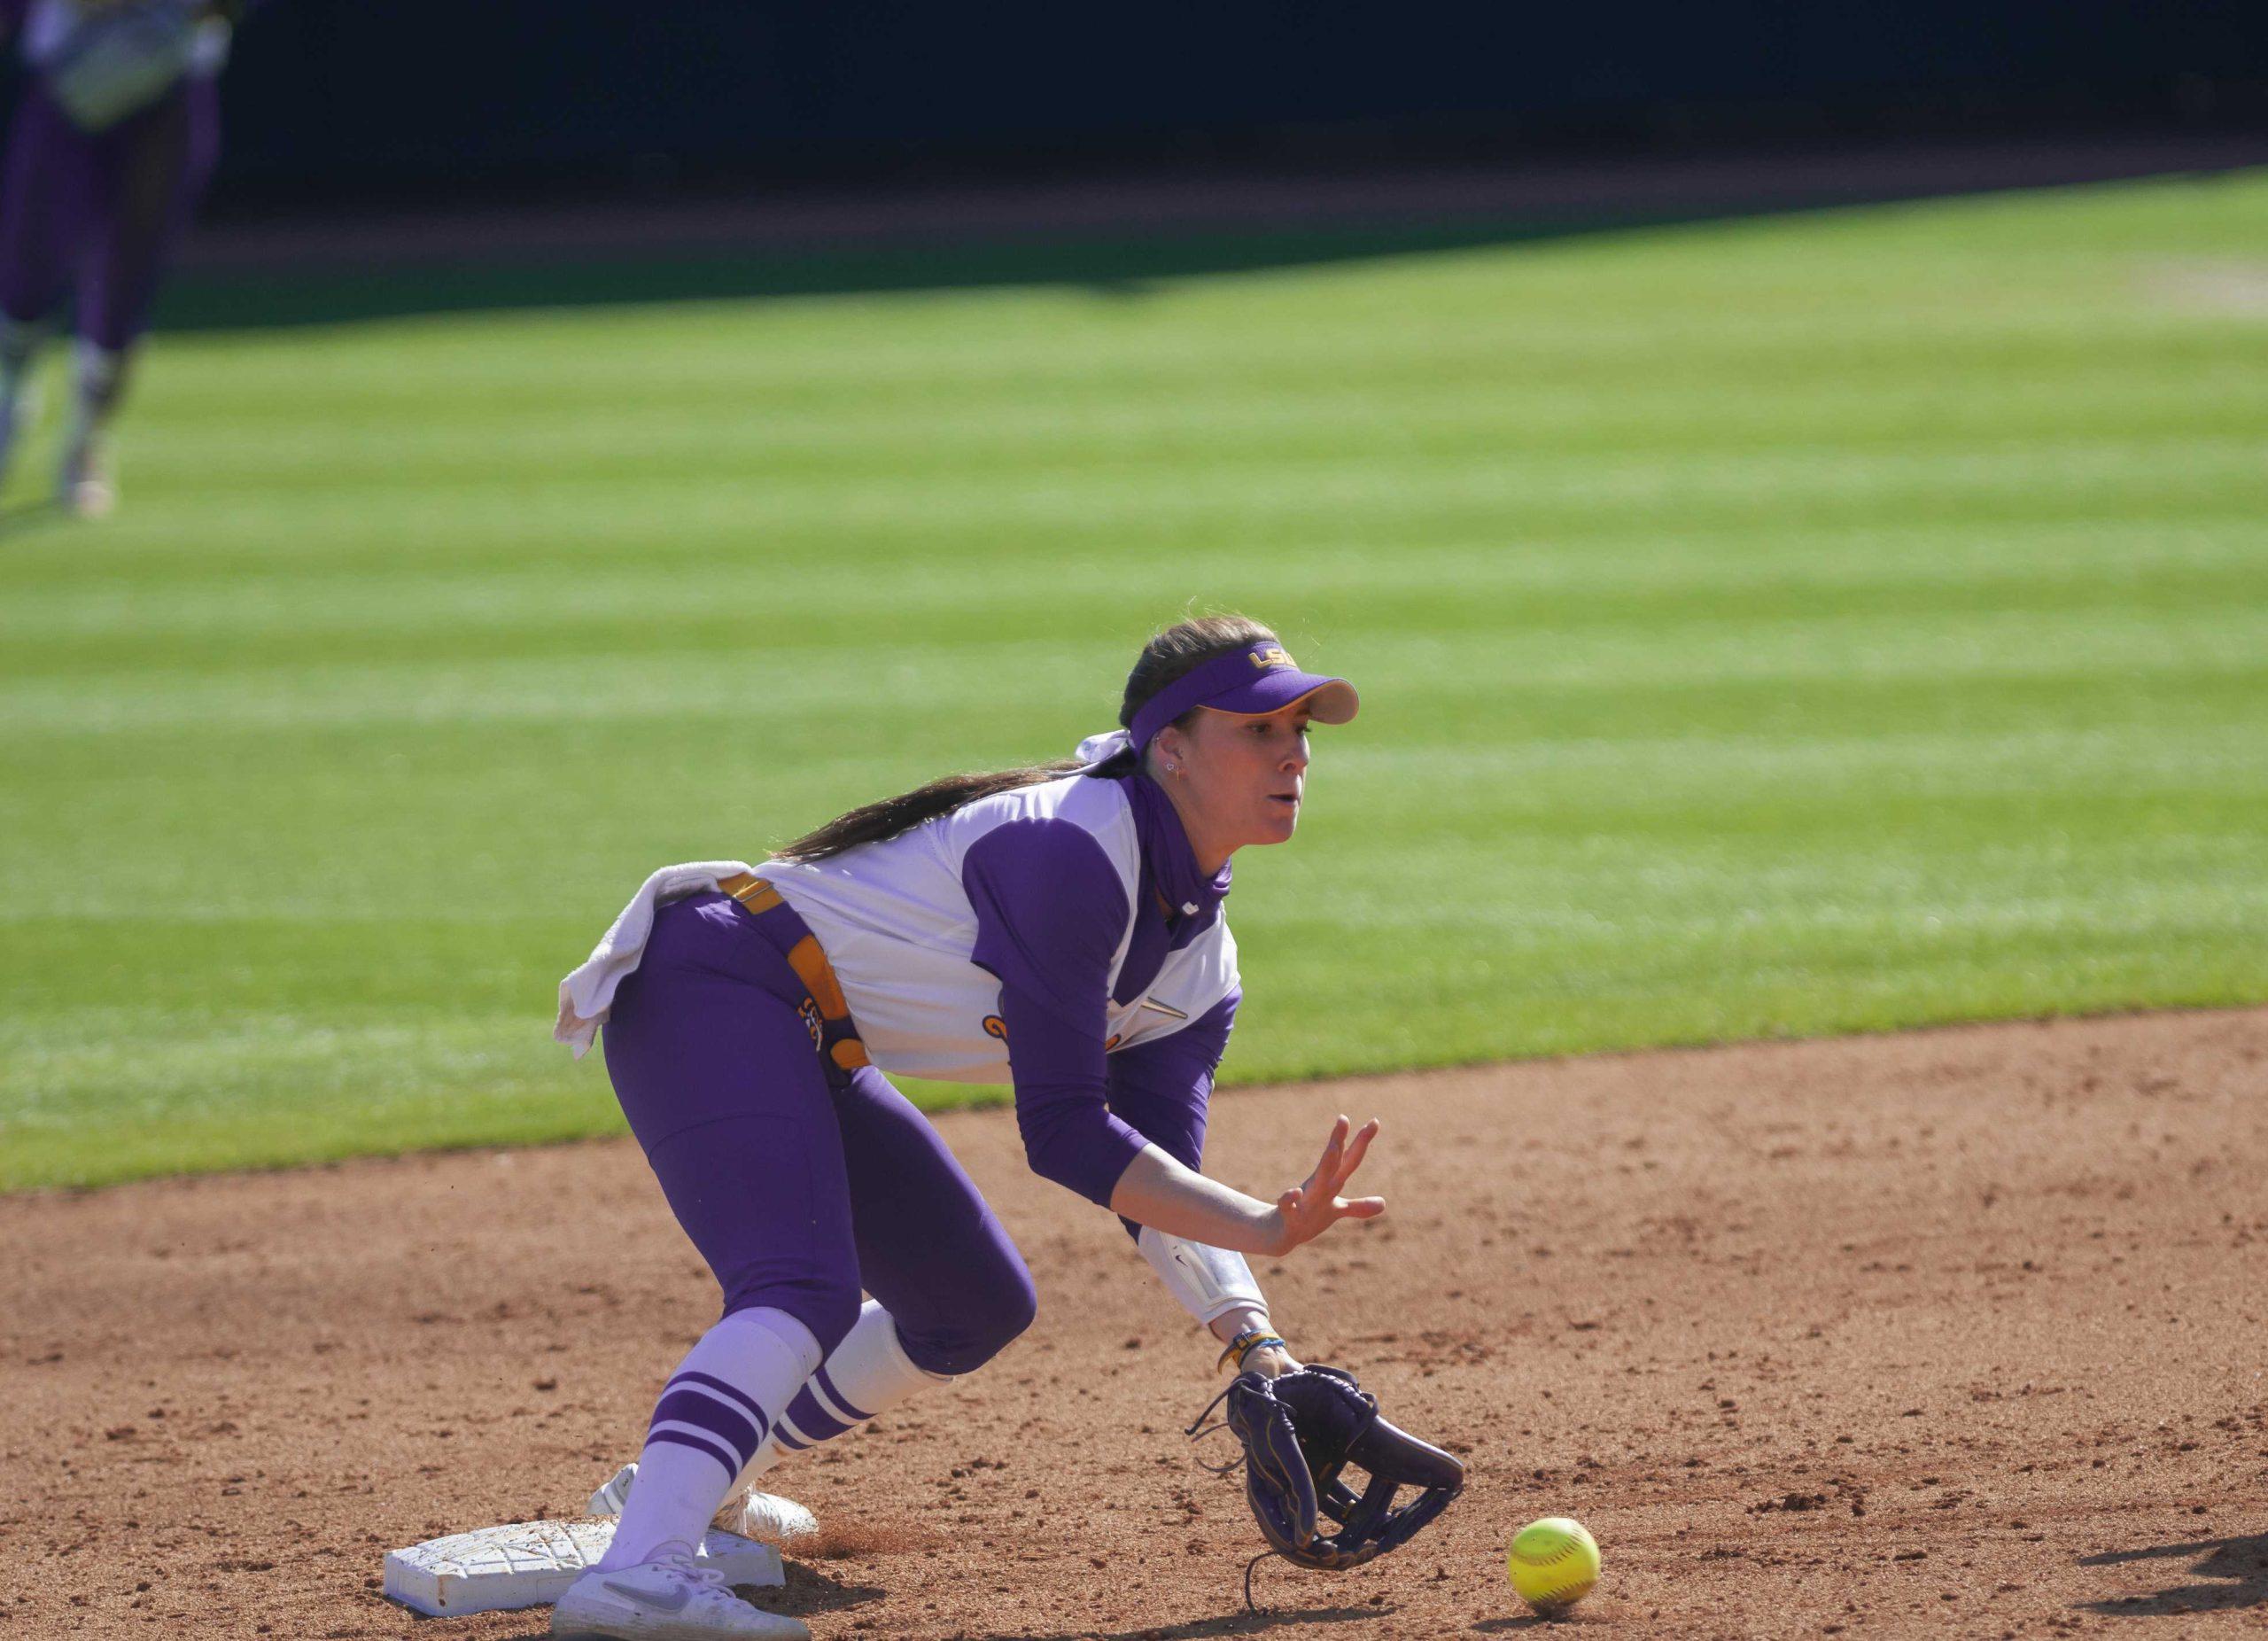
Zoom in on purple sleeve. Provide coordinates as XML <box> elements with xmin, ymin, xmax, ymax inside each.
<box><xmin>963</xmin><ymin>819</ymin><xmax>1151</xmax><ymax>1209</ymax></box>
<box><xmin>1109</xmin><ymin>987</ymin><xmax>1239</xmax><ymax>1240</ymax></box>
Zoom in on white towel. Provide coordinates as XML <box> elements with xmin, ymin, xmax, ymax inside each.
<box><xmin>553</xmin><ymin>861</ymin><xmax>757</xmax><ymax>1057</ymax></box>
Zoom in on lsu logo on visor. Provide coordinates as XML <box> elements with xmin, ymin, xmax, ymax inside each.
<box><xmin>1249</xmin><ymin>645</ymin><xmax>1294</xmax><ymax>671</ymax></box>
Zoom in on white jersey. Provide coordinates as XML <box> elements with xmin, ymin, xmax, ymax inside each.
<box><xmin>755</xmin><ymin>774</ymin><xmax>1238</xmax><ymax>1084</ymax></box>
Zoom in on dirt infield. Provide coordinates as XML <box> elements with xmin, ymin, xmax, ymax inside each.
<box><xmin>7</xmin><ymin>1008</ymin><xmax>2264</xmax><ymax>1637</ymax></box>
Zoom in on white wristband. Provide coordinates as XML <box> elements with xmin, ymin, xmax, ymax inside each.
<box><xmin>1137</xmin><ymin>1225</ymin><xmax>1266</xmax><ymax>1325</ymax></box>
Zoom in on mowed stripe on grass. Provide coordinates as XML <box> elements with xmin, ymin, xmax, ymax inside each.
<box><xmin>2</xmin><ymin>172</ymin><xmax>2264</xmax><ymax>1188</ymax></box>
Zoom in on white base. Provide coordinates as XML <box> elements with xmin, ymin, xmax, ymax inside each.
<box><xmin>384</xmin><ymin>1519</ymin><xmax>784</xmax><ymax>1617</ymax></box>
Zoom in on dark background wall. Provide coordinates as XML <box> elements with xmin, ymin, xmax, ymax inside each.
<box><xmin>167</xmin><ymin>1</ymin><xmax>2268</xmax><ymax>206</ymax></box>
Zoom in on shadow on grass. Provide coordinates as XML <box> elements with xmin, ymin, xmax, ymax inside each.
<box><xmin>0</xmin><ymin>495</ymin><xmax>63</xmax><ymax>532</ymax></box>
<box><xmin>2078</xmin><ymin>1531</ymin><xmax>2268</xmax><ymax>1616</ymax></box>
<box><xmin>156</xmin><ymin>140</ymin><xmax>2268</xmax><ymax>335</ymax></box>
<box><xmin>155</xmin><ymin>216</ymin><xmax>1658</xmax><ymax>333</ymax></box>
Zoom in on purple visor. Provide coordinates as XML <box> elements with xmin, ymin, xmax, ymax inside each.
<box><xmin>1129</xmin><ymin>642</ymin><xmax>1360</xmax><ymax>754</ymax></box>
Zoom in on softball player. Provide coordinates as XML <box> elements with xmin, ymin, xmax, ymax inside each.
<box><xmin>548</xmin><ymin>615</ymin><xmax>1381</xmax><ymax>1640</ymax></box>
<box><xmin>0</xmin><ymin>0</ymin><xmax>242</xmax><ymax>515</ymax></box>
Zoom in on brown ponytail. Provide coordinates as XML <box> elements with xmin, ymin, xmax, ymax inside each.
<box><xmin>769</xmin><ymin>612</ymin><xmax>1281</xmax><ymax>862</ymax></box>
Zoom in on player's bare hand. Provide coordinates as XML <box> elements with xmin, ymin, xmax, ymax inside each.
<box><xmin>1263</xmin><ymin>1115</ymin><xmax>1383</xmax><ymax>1256</ymax></box>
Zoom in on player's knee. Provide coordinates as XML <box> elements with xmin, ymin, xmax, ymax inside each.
<box><xmin>901</xmin><ymin>1259</ymin><xmax>1037</xmax><ymax>1376</ymax></box>
<box><xmin>962</xmin><ymin>1259</ymin><xmax>1041</xmax><ymax>1365</ymax></box>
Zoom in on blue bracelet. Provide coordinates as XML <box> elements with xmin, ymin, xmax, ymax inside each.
<box><xmin>1217</xmin><ymin>1331</ymin><xmax>1287</xmax><ymax>1373</ymax></box>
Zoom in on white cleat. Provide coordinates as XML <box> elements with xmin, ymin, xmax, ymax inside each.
<box><xmin>587</xmin><ymin>1463</ymin><xmax>819</xmax><ymax>1545</ymax></box>
<box><xmin>59</xmin><ymin>432</ymin><xmax>115</xmax><ymax>519</ymax></box>
<box><xmin>549</xmin><ymin>1544</ymin><xmax>808</xmax><ymax>1639</ymax></box>
<box><xmin>588</xmin><ymin>1463</ymin><xmax>640</xmax><ymax>1518</ymax></box>
<box><xmin>719</xmin><ymin>1490</ymin><xmax>819</xmax><ymax>1545</ymax></box>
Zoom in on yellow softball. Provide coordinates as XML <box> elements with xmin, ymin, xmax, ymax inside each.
<box><xmin>1507</xmin><ymin>1516</ymin><xmax>1600</xmax><ymax>1615</ymax></box>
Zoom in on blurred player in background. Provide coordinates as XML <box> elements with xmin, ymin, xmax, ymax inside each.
<box><xmin>0</xmin><ymin>0</ymin><xmax>247</xmax><ymax>517</ymax></box>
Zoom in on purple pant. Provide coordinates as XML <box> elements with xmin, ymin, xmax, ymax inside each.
<box><xmin>0</xmin><ymin>74</ymin><xmax>219</xmax><ymax>352</ymax></box>
<box><xmin>602</xmin><ymin>892</ymin><xmax>1038</xmax><ymax>1375</ymax></box>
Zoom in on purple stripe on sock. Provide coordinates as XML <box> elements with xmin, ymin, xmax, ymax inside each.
<box><xmin>669</xmin><ymin>1369</ymin><xmax>770</xmax><ymax>1431</ymax></box>
<box><xmin>772</xmin><ymin>1426</ymin><xmax>812</xmax><ymax>1451</ymax></box>
<box><xmin>647</xmin><ymin>1427</ymin><xmax>742</xmax><ymax>1480</ymax></box>
<box><xmin>651</xmin><ymin>1389</ymin><xmax>763</xmax><ymax>1468</ymax></box>
<box><xmin>814</xmin><ymin>1365</ymin><xmax>874</xmax><ymax>1423</ymax></box>
<box><xmin>783</xmin><ymin>1385</ymin><xmax>852</xmax><ymax>1443</ymax></box>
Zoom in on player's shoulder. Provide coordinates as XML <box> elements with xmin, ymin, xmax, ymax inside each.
<box><xmin>949</xmin><ymin>771</ymin><xmax>1134</xmax><ymax>849</ymax></box>
<box><xmin>944</xmin><ymin>774</ymin><xmax>1139</xmax><ymax>905</ymax></box>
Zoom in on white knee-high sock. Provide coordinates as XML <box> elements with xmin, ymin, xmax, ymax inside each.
<box><xmin>733</xmin><ymin>1300</ymin><xmax>949</xmax><ymax>1486</ymax></box>
<box><xmin>0</xmin><ymin>316</ymin><xmax>38</xmax><ymax>400</ymax></box>
<box><xmin>599</xmin><ymin>1306</ymin><xmax>820</xmax><ymax>1570</ymax></box>
<box><xmin>67</xmin><ymin>340</ymin><xmax>126</xmax><ymax>445</ymax></box>
<box><xmin>0</xmin><ymin>316</ymin><xmax>41</xmax><ymax>471</ymax></box>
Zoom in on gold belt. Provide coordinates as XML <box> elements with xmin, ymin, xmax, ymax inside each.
<box><xmin>717</xmin><ymin>872</ymin><xmax>872</xmax><ymax>1077</ymax></box>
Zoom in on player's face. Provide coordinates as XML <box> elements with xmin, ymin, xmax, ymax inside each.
<box><xmin>1161</xmin><ymin>702</ymin><xmax>1314</xmax><ymax>866</ymax></box>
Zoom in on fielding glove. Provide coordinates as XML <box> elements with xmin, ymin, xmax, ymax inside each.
<box><xmin>1203</xmin><ymin>1364</ymin><xmax>1464</xmax><ymax>1573</ymax></box>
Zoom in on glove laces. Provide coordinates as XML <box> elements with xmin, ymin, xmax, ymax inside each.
<box><xmin>1186</xmin><ymin>1383</ymin><xmax>1291</xmax><ymax>1612</ymax></box>
<box><xmin>1242</xmin><ymin>1549</ymin><xmax>1286</xmax><ymax>1614</ymax></box>
<box><xmin>1184</xmin><ymin>1381</ymin><xmax>1244</xmax><ymax>1476</ymax></box>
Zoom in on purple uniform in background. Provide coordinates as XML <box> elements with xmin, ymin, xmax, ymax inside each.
<box><xmin>0</xmin><ymin>0</ymin><xmax>225</xmax><ymax>352</ymax></box>
<box><xmin>598</xmin><ymin>772</ymin><xmax>1239</xmax><ymax>1375</ymax></box>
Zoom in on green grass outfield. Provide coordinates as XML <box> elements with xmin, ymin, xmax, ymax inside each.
<box><xmin>3</xmin><ymin>171</ymin><xmax>2265</xmax><ymax>1191</ymax></box>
